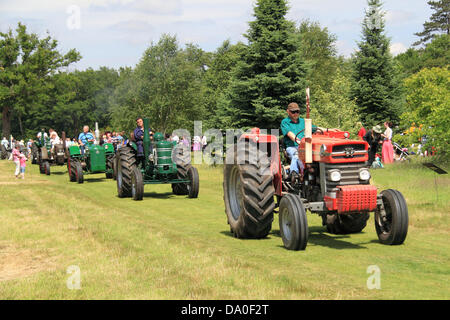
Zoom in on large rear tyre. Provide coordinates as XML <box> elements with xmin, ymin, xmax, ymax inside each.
<box><xmin>117</xmin><ymin>146</ymin><xmax>136</xmax><ymax>198</ymax></box>
<box><xmin>375</xmin><ymin>189</ymin><xmax>408</xmax><ymax>245</ymax></box>
<box><xmin>223</xmin><ymin>141</ymin><xmax>275</xmax><ymax>239</ymax></box>
<box><xmin>326</xmin><ymin>213</ymin><xmax>369</xmax><ymax>234</ymax></box>
<box><xmin>131</xmin><ymin>167</ymin><xmax>144</xmax><ymax>201</ymax></box>
<box><xmin>187</xmin><ymin>166</ymin><xmax>199</xmax><ymax>199</ymax></box>
<box><xmin>75</xmin><ymin>161</ymin><xmax>84</xmax><ymax>184</ymax></box>
<box><xmin>279</xmin><ymin>194</ymin><xmax>309</xmax><ymax>250</ymax></box>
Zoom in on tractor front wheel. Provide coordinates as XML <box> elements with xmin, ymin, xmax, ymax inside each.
<box><xmin>106</xmin><ymin>155</ymin><xmax>114</xmax><ymax>179</ymax></box>
<box><xmin>68</xmin><ymin>158</ymin><xmax>77</xmax><ymax>182</ymax></box>
<box><xmin>75</xmin><ymin>161</ymin><xmax>84</xmax><ymax>184</ymax></box>
<box><xmin>44</xmin><ymin>161</ymin><xmax>51</xmax><ymax>175</ymax></box>
<box><xmin>131</xmin><ymin>167</ymin><xmax>144</xmax><ymax>201</ymax></box>
<box><xmin>279</xmin><ymin>194</ymin><xmax>309</xmax><ymax>250</ymax></box>
<box><xmin>187</xmin><ymin>166</ymin><xmax>199</xmax><ymax>198</ymax></box>
<box><xmin>375</xmin><ymin>189</ymin><xmax>408</xmax><ymax>245</ymax></box>
<box><xmin>223</xmin><ymin>141</ymin><xmax>275</xmax><ymax>239</ymax></box>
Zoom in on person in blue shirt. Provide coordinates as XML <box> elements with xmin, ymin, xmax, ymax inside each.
<box><xmin>78</xmin><ymin>125</ymin><xmax>95</xmax><ymax>155</ymax></box>
<box><xmin>281</xmin><ymin>102</ymin><xmax>334</xmax><ymax>182</ymax></box>
<box><xmin>133</xmin><ymin>118</ymin><xmax>153</xmax><ymax>168</ymax></box>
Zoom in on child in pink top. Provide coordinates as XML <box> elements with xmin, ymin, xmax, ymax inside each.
<box><xmin>19</xmin><ymin>152</ymin><xmax>27</xmax><ymax>179</ymax></box>
<box><xmin>12</xmin><ymin>146</ymin><xmax>21</xmax><ymax>178</ymax></box>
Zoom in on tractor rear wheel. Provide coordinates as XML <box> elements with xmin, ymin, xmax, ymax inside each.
<box><xmin>326</xmin><ymin>213</ymin><xmax>369</xmax><ymax>234</ymax></box>
<box><xmin>279</xmin><ymin>194</ymin><xmax>309</xmax><ymax>250</ymax></box>
<box><xmin>75</xmin><ymin>161</ymin><xmax>84</xmax><ymax>184</ymax></box>
<box><xmin>375</xmin><ymin>189</ymin><xmax>408</xmax><ymax>245</ymax></box>
<box><xmin>187</xmin><ymin>166</ymin><xmax>199</xmax><ymax>198</ymax></box>
<box><xmin>223</xmin><ymin>141</ymin><xmax>275</xmax><ymax>239</ymax></box>
<box><xmin>117</xmin><ymin>146</ymin><xmax>136</xmax><ymax>198</ymax></box>
<box><xmin>131</xmin><ymin>167</ymin><xmax>144</xmax><ymax>201</ymax></box>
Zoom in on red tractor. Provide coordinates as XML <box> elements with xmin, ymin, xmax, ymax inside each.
<box><xmin>223</xmin><ymin>123</ymin><xmax>408</xmax><ymax>251</ymax></box>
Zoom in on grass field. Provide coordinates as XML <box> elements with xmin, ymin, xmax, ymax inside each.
<box><xmin>0</xmin><ymin>157</ymin><xmax>449</xmax><ymax>299</ymax></box>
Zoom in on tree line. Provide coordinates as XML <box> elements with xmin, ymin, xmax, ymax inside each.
<box><xmin>0</xmin><ymin>0</ymin><xmax>448</xmax><ymax>154</ymax></box>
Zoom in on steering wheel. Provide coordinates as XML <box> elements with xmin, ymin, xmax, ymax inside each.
<box><xmin>295</xmin><ymin>127</ymin><xmax>325</xmax><ymax>141</ymax></box>
<box><xmin>295</xmin><ymin>130</ymin><xmax>305</xmax><ymax>141</ymax></box>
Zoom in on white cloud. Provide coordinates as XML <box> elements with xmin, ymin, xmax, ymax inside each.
<box><xmin>390</xmin><ymin>42</ymin><xmax>407</xmax><ymax>56</ymax></box>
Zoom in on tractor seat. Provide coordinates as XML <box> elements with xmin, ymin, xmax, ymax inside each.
<box><xmin>279</xmin><ymin>136</ymin><xmax>291</xmax><ymax>163</ymax></box>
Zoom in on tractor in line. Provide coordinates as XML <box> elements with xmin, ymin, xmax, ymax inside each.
<box><xmin>67</xmin><ymin>123</ymin><xmax>114</xmax><ymax>183</ymax></box>
<box><xmin>223</xmin><ymin>90</ymin><xmax>408</xmax><ymax>250</ymax></box>
<box><xmin>116</xmin><ymin>118</ymin><xmax>199</xmax><ymax>200</ymax></box>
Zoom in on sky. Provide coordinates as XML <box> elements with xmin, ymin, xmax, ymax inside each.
<box><xmin>0</xmin><ymin>0</ymin><xmax>432</xmax><ymax>70</ymax></box>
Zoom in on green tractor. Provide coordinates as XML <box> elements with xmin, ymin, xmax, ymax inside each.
<box><xmin>34</xmin><ymin>130</ymin><xmax>68</xmax><ymax>175</ymax></box>
<box><xmin>67</xmin><ymin>124</ymin><xmax>115</xmax><ymax>183</ymax></box>
<box><xmin>116</xmin><ymin>118</ymin><xmax>199</xmax><ymax>200</ymax></box>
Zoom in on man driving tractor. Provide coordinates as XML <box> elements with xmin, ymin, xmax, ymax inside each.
<box><xmin>78</xmin><ymin>125</ymin><xmax>95</xmax><ymax>155</ymax></box>
<box><xmin>281</xmin><ymin>102</ymin><xmax>337</xmax><ymax>183</ymax></box>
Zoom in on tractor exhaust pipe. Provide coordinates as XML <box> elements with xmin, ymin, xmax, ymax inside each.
<box><xmin>304</xmin><ymin>87</ymin><xmax>313</xmax><ymax>164</ymax></box>
<box><xmin>94</xmin><ymin>122</ymin><xmax>100</xmax><ymax>145</ymax></box>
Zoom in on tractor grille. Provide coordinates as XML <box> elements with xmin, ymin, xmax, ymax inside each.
<box><xmin>332</xmin><ymin>144</ymin><xmax>366</xmax><ymax>153</ymax></box>
<box><xmin>323</xmin><ymin>162</ymin><xmax>369</xmax><ymax>193</ymax></box>
<box><xmin>331</xmin><ymin>144</ymin><xmax>367</xmax><ymax>160</ymax></box>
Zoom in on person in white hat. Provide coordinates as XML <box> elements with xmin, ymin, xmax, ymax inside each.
<box><xmin>363</xmin><ymin>125</ymin><xmax>383</xmax><ymax>166</ymax></box>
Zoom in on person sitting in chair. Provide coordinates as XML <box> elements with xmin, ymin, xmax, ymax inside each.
<box><xmin>281</xmin><ymin>102</ymin><xmax>335</xmax><ymax>183</ymax></box>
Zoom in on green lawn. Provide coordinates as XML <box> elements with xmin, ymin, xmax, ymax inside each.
<box><xmin>0</xmin><ymin>158</ymin><xmax>448</xmax><ymax>299</ymax></box>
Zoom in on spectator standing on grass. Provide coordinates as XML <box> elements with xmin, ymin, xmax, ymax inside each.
<box><xmin>12</xmin><ymin>145</ymin><xmax>21</xmax><ymax>178</ymax></box>
<box><xmin>357</xmin><ymin>122</ymin><xmax>366</xmax><ymax>140</ymax></box>
<box><xmin>193</xmin><ymin>135</ymin><xmax>202</xmax><ymax>151</ymax></box>
<box><xmin>2</xmin><ymin>137</ymin><xmax>9</xmax><ymax>149</ymax></box>
<box><xmin>201</xmin><ymin>135</ymin><xmax>207</xmax><ymax>151</ymax></box>
<box><xmin>18</xmin><ymin>151</ymin><xmax>27</xmax><ymax>179</ymax></box>
<box><xmin>381</xmin><ymin>121</ymin><xmax>394</xmax><ymax>164</ymax></box>
<box><xmin>363</xmin><ymin>125</ymin><xmax>383</xmax><ymax>167</ymax></box>
<box><xmin>182</xmin><ymin>136</ymin><xmax>190</xmax><ymax>149</ymax></box>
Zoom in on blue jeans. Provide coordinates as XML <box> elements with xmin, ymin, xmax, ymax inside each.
<box><xmin>286</xmin><ymin>147</ymin><xmax>304</xmax><ymax>174</ymax></box>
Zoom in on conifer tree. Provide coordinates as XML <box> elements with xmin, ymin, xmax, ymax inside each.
<box><xmin>414</xmin><ymin>0</ymin><xmax>450</xmax><ymax>46</ymax></box>
<box><xmin>351</xmin><ymin>0</ymin><xmax>398</xmax><ymax>126</ymax></box>
<box><xmin>222</xmin><ymin>0</ymin><xmax>308</xmax><ymax>130</ymax></box>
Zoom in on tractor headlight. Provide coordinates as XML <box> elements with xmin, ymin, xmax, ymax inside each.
<box><xmin>359</xmin><ymin>169</ymin><xmax>371</xmax><ymax>181</ymax></box>
<box><xmin>328</xmin><ymin>169</ymin><xmax>341</xmax><ymax>182</ymax></box>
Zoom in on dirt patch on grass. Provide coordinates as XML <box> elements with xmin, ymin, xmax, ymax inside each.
<box><xmin>0</xmin><ymin>244</ymin><xmax>57</xmax><ymax>281</ymax></box>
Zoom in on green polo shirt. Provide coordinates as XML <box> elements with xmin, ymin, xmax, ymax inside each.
<box><xmin>281</xmin><ymin>117</ymin><xmax>317</xmax><ymax>148</ymax></box>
